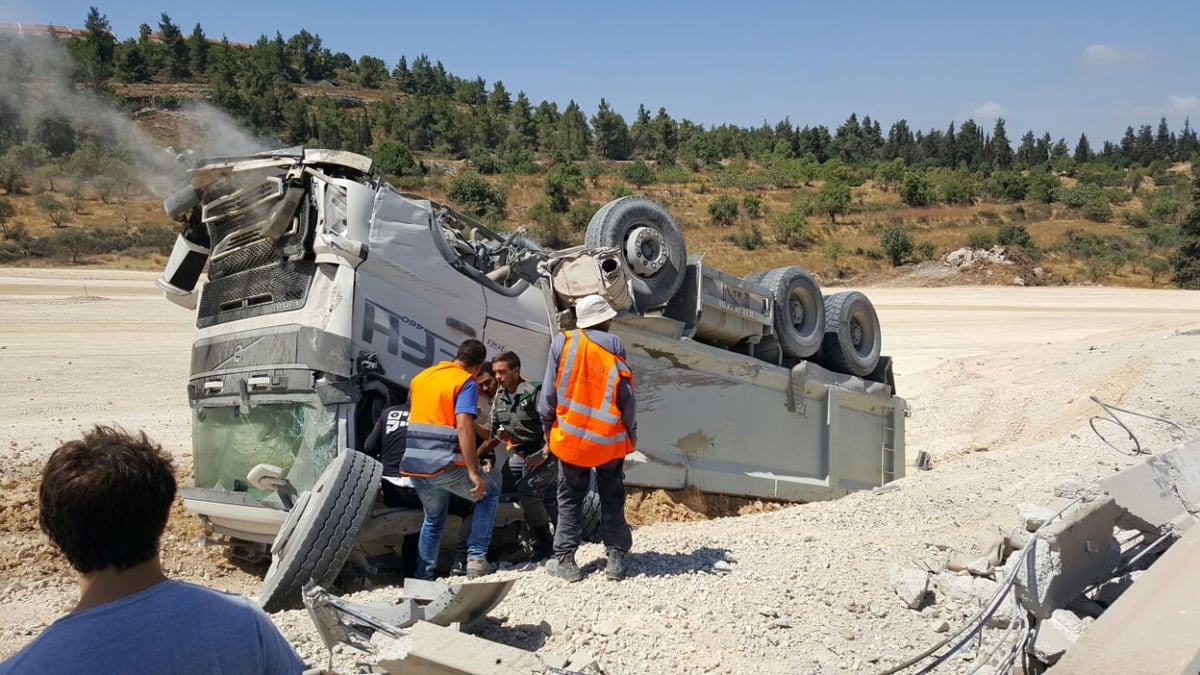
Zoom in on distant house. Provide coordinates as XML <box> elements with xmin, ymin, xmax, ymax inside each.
<box><xmin>0</xmin><ymin>23</ymin><xmax>107</xmax><ymax>40</ymax></box>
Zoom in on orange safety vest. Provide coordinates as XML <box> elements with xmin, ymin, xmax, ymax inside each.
<box><xmin>399</xmin><ymin>361</ymin><xmax>473</xmax><ymax>477</ymax></box>
<box><xmin>548</xmin><ymin>330</ymin><xmax>634</xmax><ymax>468</ymax></box>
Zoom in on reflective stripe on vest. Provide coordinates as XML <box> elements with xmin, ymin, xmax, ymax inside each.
<box><xmin>399</xmin><ymin>361</ymin><xmax>472</xmax><ymax>477</ymax></box>
<box><xmin>549</xmin><ymin>330</ymin><xmax>634</xmax><ymax>468</ymax></box>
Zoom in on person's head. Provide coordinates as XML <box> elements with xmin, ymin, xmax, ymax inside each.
<box><xmin>454</xmin><ymin>339</ymin><xmax>487</xmax><ymax>375</ymax></box>
<box><xmin>574</xmin><ymin>294</ymin><xmax>617</xmax><ymax>330</ymax></box>
<box><xmin>39</xmin><ymin>426</ymin><xmax>176</xmax><ymax>575</ymax></box>
<box><xmin>476</xmin><ymin>360</ymin><xmax>497</xmax><ymax>398</ymax></box>
<box><xmin>491</xmin><ymin>351</ymin><xmax>522</xmax><ymax>392</ymax></box>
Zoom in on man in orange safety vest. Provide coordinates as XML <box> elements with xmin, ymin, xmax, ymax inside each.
<box><xmin>538</xmin><ymin>294</ymin><xmax>637</xmax><ymax>582</ymax></box>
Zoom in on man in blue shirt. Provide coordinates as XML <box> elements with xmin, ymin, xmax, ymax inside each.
<box><xmin>0</xmin><ymin>426</ymin><xmax>306</xmax><ymax>675</ymax></box>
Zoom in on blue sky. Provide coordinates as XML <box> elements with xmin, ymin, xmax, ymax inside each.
<box><xmin>5</xmin><ymin>0</ymin><xmax>1199</xmax><ymax>145</ymax></box>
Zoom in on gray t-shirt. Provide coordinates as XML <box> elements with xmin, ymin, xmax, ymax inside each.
<box><xmin>0</xmin><ymin>580</ymin><xmax>306</xmax><ymax>675</ymax></box>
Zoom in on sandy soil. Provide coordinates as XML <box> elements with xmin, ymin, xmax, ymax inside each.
<box><xmin>0</xmin><ymin>267</ymin><xmax>1197</xmax><ymax>670</ymax></box>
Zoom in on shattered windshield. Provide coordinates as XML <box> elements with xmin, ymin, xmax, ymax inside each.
<box><xmin>192</xmin><ymin>396</ymin><xmax>337</xmax><ymax>506</ymax></box>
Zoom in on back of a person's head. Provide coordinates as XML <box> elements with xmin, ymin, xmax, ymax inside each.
<box><xmin>455</xmin><ymin>338</ymin><xmax>487</xmax><ymax>368</ymax></box>
<box><xmin>39</xmin><ymin>426</ymin><xmax>176</xmax><ymax>574</ymax></box>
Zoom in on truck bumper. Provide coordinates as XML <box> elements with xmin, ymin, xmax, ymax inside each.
<box><xmin>182</xmin><ymin>487</ymin><xmax>288</xmax><ymax>544</ymax></box>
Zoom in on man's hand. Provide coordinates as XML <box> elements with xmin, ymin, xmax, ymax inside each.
<box><xmin>467</xmin><ymin>470</ymin><xmax>487</xmax><ymax>501</ymax></box>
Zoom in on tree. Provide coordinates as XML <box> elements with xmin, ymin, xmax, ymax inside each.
<box><xmin>114</xmin><ymin>38</ymin><xmax>150</xmax><ymax>83</ymax></box>
<box><xmin>825</xmin><ymin>239</ymin><xmax>847</xmax><ymax>271</ymax></box>
<box><xmin>372</xmin><ymin>139</ymin><xmax>416</xmax><ymax>176</ymax></box>
<box><xmin>188</xmin><ymin>23</ymin><xmax>210</xmax><ymax>76</ymax></box>
<box><xmin>544</xmin><ymin>163</ymin><xmax>585</xmax><ymax>213</ymax></box>
<box><xmin>157</xmin><ymin>14</ymin><xmax>189</xmax><ymax>79</ymax></box>
<box><xmin>54</xmin><ymin>228</ymin><xmax>94</xmax><ymax>263</ymax></box>
<box><xmin>880</xmin><ymin>225</ymin><xmax>914</xmax><ymax>266</ymax></box>
<box><xmin>447</xmin><ymin>171</ymin><xmax>506</xmax><ymax>222</ymax></box>
<box><xmin>1172</xmin><ymin>170</ymin><xmax>1200</xmax><ymax>288</ymax></box>
<box><xmin>621</xmin><ymin>161</ymin><xmax>655</xmax><ymax>188</ymax></box>
<box><xmin>356</xmin><ymin>55</ymin><xmax>388</xmax><ymax>88</ymax></box>
<box><xmin>876</xmin><ymin>158</ymin><xmax>906</xmax><ymax>191</ymax></box>
<box><xmin>708</xmin><ymin>195</ymin><xmax>739</xmax><ymax>226</ymax></box>
<box><xmin>990</xmin><ymin>119</ymin><xmax>1014</xmax><ymax>169</ymax></box>
<box><xmin>813</xmin><ymin>180</ymin><xmax>851</xmax><ymax>224</ymax></box>
<box><xmin>37</xmin><ymin>195</ymin><xmax>67</xmax><ymax>227</ymax></box>
<box><xmin>0</xmin><ymin>197</ymin><xmax>15</xmax><ymax>237</ymax></box>
<box><xmin>1074</xmin><ymin>133</ymin><xmax>1094</xmax><ymax>164</ymax></box>
<box><xmin>591</xmin><ymin>99</ymin><xmax>631</xmax><ymax>160</ymax></box>
<box><xmin>900</xmin><ymin>171</ymin><xmax>934</xmax><ymax>207</ymax></box>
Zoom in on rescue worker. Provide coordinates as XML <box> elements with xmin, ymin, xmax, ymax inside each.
<box><xmin>400</xmin><ymin>339</ymin><xmax>499</xmax><ymax>579</ymax></box>
<box><xmin>480</xmin><ymin>351</ymin><xmax>555</xmax><ymax>561</ymax></box>
<box><xmin>538</xmin><ymin>294</ymin><xmax>637</xmax><ymax>582</ymax></box>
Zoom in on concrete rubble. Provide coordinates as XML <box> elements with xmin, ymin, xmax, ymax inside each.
<box><xmin>886</xmin><ymin>438</ymin><xmax>1200</xmax><ymax>673</ymax></box>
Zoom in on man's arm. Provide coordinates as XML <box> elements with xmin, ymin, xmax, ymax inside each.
<box><xmin>362</xmin><ymin>414</ymin><xmax>385</xmax><ymax>458</ymax></box>
<box><xmin>538</xmin><ymin>334</ymin><xmax>565</xmax><ymax>445</ymax></box>
<box><xmin>454</xmin><ymin>378</ymin><xmax>487</xmax><ymax>499</ymax></box>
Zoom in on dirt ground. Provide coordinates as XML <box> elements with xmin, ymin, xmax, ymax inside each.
<box><xmin>0</xmin><ymin>267</ymin><xmax>1197</xmax><ymax>669</ymax></box>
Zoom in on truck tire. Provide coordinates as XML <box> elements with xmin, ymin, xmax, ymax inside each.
<box><xmin>584</xmin><ymin>196</ymin><xmax>687</xmax><ymax>309</ymax></box>
<box><xmin>259</xmin><ymin>449</ymin><xmax>382</xmax><ymax>612</ymax></box>
<box><xmin>581</xmin><ymin>490</ymin><xmax>602</xmax><ymax>543</ymax></box>
<box><xmin>819</xmin><ymin>291</ymin><xmax>882</xmax><ymax>377</ymax></box>
<box><xmin>755</xmin><ymin>266</ymin><xmax>826</xmax><ymax>359</ymax></box>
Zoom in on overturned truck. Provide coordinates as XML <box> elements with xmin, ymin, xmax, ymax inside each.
<box><xmin>157</xmin><ymin>148</ymin><xmax>907</xmax><ymax>609</ymax></box>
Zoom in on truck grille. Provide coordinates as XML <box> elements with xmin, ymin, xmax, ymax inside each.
<box><xmin>198</xmin><ymin>174</ymin><xmax>317</xmax><ymax>328</ymax></box>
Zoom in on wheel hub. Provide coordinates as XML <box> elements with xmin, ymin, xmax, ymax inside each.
<box><xmin>625</xmin><ymin>226</ymin><xmax>668</xmax><ymax>277</ymax></box>
<box><xmin>788</xmin><ymin>297</ymin><xmax>806</xmax><ymax>331</ymax></box>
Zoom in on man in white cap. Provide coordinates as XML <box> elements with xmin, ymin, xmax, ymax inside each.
<box><xmin>537</xmin><ymin>294</ymin><xmax>637</xmax><ymax>582</ymax></box>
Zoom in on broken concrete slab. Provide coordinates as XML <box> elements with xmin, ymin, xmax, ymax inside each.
<box><xmin>1050</xmin><ymin>525</ymin><xmax>1200</xmax><ymax>674</ymax></box>
<box><xmin>890</xmin><ymin>563</ymin><xmax>931</xmax><ymax>609</ymax></box>
<box><xmin>1101</xmin><ymin>438</ymin><xmax>1200</xmax><ymax>536</ymax></box>
<box><xmin>933</xmin><ymin>573</ymin><xmax>1017</xmax><ymax>627</ymax></box>
<box><xmin>1030</xmin><ymin>609</ymin><xmax>1089</xmax><ymax>665</ymax></box>
<box><xmin>1014</xmin><ymin>496</ymin><xmax>1122</xmax><ymax>620</ymax></box>
<box><xmin>377</xmin><ymin>620</ymin><xmax>549</xmax><ymax>674</ymax></box>
<box><xmin>1018</xmin><ymin>503</ymin><xmax>1055</xmax><ymax>532</ymax></box>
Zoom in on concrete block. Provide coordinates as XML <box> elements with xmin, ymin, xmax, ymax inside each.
<box><xmin>1051</xmin><ymin>526</ymin><xmax>1200</xmax><ymax>674</ymax></box>
<box><xmin>890</xmin><ymin>563</ymin><xmax>931</xmax><ymax>609</ymax></box>
<box><xmin>377</xmin><ymin>620</ymin><xmax>547</xmax><ymax>675</ymax></box>
<box><xmin>1101</xmin><ymin>439</ymin><xmax>1200</xmax><ymax>535</ymax></box>
<box><xmin>1014</xmin><ymin>497</ymin><xmax>1121</xmax><ymax>620</ymax></box>
<box><xmin>1018</xmin><ymin>503</ymin><xmax>1055</xmax><ymax>532</ymax></box>
<box><xmin>1030</xmin><ymin>609</ymin><xmax>1088</xmax><ymax>665</ymax></box>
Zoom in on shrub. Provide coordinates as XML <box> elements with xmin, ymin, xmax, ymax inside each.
<box><xmin>825</xmin><ymin>239</ymin><xmax>847</xmax><ymax>268</ymax></box>
<box><xmin>742</xmin><ymin>195</ymin><xmax>762</xmax><ymax>219</ymax></box>
<box><xmin>914</xmin><ymin>241</ymin><xmax>937</xmax><ymax>262</ymax></box>
<box><xmin>967</xmin><ymin>230</ymin><xmax>997</xmax><ymax>249</ymax></box>
<box><xmin>528</xmin><ymin>197</ymin><xmax>574</xmax><ymax>249</ymax></box>
<box><xmin>655</xmin><ymin>164</ymin><xmax>692</xmax><ymax>184</ymax></box>
<box><xmin>708</xmin><ymin>195</ymin><xmax>739</xmax><ymax>226</ymax></box>
<box><xmin>729</xmin><ymin>223</ymin><xmax>765</xmax><ymax>251</ymax></box>
<box><xmin>373</xmin><ymin>139</ymin><xmax>418</xmax><ymax>176</ymax></box>
<box><xmin>1121</xmin><ymin>210</ymin><xmax>1153</xmax><ymax>228</ymax></box>
<box><xmin>1028</xmin><ymin>171</ymin><xmax>1060</xmax><ymax>204</ymax></box>
<box><xmin>1143</xmin><ymin>189</ymin><xmax>1188</xmax><ymax>224</ymax></box>
<box><xmin>447</xmin><ymin>171</ymin><xmax>506</xmax><ymax>222</ymax></box>
<box><xmin>51</xmin><ymin>227</ymin><xmax>94</xmax><ymax>263</ymax></box>
<box><xmin>609</xmin><ymin>182</ymin><xmax>632</xmax><ymax>199</ymax></box>
<box><xmin>567</xmin><ymin>203</ymin><xmax>595</xmax><ymax>232</ymax></box>
<box><xmin>773</xmin><ymin>208</ymin><xmax>808</xmax><ymax>248</ymax></box>
<box><xmin>620</xmin><ymin>161</ymin><xmax>655</xmax><ymax>187</ymax></box>
<box><xmin>879</xmin><ymin>225</ymin><xmax>914</xmax><ymax>266</ymax></box>
<box><xmin>544</xmin><ymin>163</ymin><xmax>585</xmax><ymax>213</ymax></box>
<box><xmin>468</xmin><ymin>151</ymin><xmax>501</xmax><ymax>175</ymax></box>
<box><xmin>1147</xmin><ymin>257</ymin><xmax>1172</xmax><ymax>283</ymax></box>
<box><xmin>1081</xmin><ymin>198</ymin><xmax>1113</xmax><ymax>223</ymax></box>
<box><xmin>984</xmin><ymin>171</ymin><xmax>1029</xmax><ymax>202</ymax></box>
<box><xmin>998</xmin><ymin>224</ymin><xmax>1034</xmax><ymax>248</ymax></box>
<box><xmin>900</xmin><ymin>172</ymin><xmax>934</xmax><ymax>207</ymax></box>
<box><xmin>937</xmin><ymin>173</ymin><xmax>977</xmax><ymax>205</ymax></box>
<box><xmin>36</xmin><ymin>195</ymin><xmax>67</xmax><ymax>227</ymax></box>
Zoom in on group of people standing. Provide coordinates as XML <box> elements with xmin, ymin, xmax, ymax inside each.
<box><xmin>372</xmin><ymin>293</ymin><xmax>638</xmax><ymax>583</ymax></box>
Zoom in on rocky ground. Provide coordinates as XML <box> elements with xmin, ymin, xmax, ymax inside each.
<box><xmin>0</xmin><ymin>269</ymin><xmax>1197</xmax><ymax>673</ymax></box>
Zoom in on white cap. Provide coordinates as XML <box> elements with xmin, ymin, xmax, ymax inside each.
<box><xmin>575</xmin><ymin>294</ymin><xmax>618</xmax><ymax>329</ymax></box>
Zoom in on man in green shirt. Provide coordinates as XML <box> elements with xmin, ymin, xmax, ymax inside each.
<box><xmin>480</xmin><ymin>350</ymin><xmax>556</xmax><ymax>560</ymax></box>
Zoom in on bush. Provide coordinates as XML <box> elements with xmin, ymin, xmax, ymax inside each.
<box><xmin>998</xmin><ymin>224</ymin><xmax>1033</xmax><ymax>248</ymax></box>
<box><xmin>567</xmin><ymin>203</ymin><xmax>595</xmax><ymax>232</ymax></box>
<box><xmin>825</xmin><ymin>239</ymin><xmax>847</xmax><ymax>268</ymax></box>
<box><xmin>1143</xmin><ymin>189</ymin><xmax>1188</xmax><ymax>224</ymax></box>
<box><xmin>447</xmin><ymin>171</ymin><xmax>507</xmax><ymax>222</ymax></box>
<box><xmin>936</xmin><ymin>173</ymin><xmax>977</xmax><ymax>205</ymax></box>
<box><xmin>620</xmin><ymin>161</ymin><xmax>655</xmax><ymax>187</ymax></box>
<box><xmin>544</xmin><ymin>163</ymin><xmax>585</xmax><ymax>213</ymax></box>
<box><xmin>984</xmin><ymin>171</ymin><xmax>1029</xmax><ymax>202</ymax></box>
<box><xmin>708</xmin><ymin>195</ymin><xmax>739</xmax><ymax>226</ymax></box>
<box><xmin>528</xmin><ymin>197</ymin><xmax>574</xmax><ymax>249</ymax></box>
<box><xmin>1122</xmin><ymin>210</ymin><xmax>1153</xmax><ymax>228</ymax></box>
<box><xmin>36</xmin><ymin>195</ymin><xmax>67</xmax><ymax>226</ymax></box>
<box><xmin>51</xmin><ymin>227</ymin><xmax>94</xmax><ymax>263</ymax></box>
<box><xmin>468</xmin><ymin>151</ymin><xmax>501</xmax><ymax>175</ymax></box>
<box><xmin>900</xmin><ymin>172</ymin><xmax>934</xmax><ymax>207</ymax></box>
<box><xmin>880</xmin><ymin>225</ymin><xmax>914</xmax><ymax>266</ymax></box>
<box><xmin>967</xmin><ymin>230</ymin><xmax>996</xmax><ymax>249</ymax></box>
<box><xmin>1147</xmin><ymin>257</ymin><xmax>1172</xmax><ymax>283</ymax></box>
<box><xmin>742</xmin><ymin>195</ymin><xmax>762</xmax><ymax>219</ymax></box>
<box><xmin>655</xmin><ymin>164</ymin><xmax>692</xmax><ymax>184</ymax></box>
<box><xmin>373</xmin><ymin>139</ymin><xmax>418</xmax><ymax>176</ymax></box>
<box><xmin>1081</xmin><ymin>198</ymin><xmax>1113</xmax><ymax>223</ymax></box>
<box><xmin>914</xmin><ymin>241</ymin><xmax>937</xmax><ymax>262</ymax></box>
<box><xmin>1028</xmin><ymin>172</ymin><xmax>1060</xmax><ymax>204</ymax></box>
<box><xmin>729</xmin><ymin>223</ymin><xmax>765</xmax><ymax>251</ymax></box>
<box><xmin>773</xmin><ymin>208</ymin><xmax>808</xmax><ymax>248</ymax></box>
<box><xmin>609</xmin><ymin>182</ymin><xmax>632</xmax><ymax>199</ymax></box>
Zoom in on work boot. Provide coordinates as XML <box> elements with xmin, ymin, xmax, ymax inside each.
<box><xmin>466</xmin><ymin>557</ymin><xmax>494</xmax><ymax>579</ymax></box>
<box><xmin>546</xmin><ymin>554</ymin><xmax>583</xmax><ymax>583</ymax></box>
<box><xmin>530</xmin><ymin>525</ymin><xmax>554</xmax><ymax>562</ymax></box>
<box><xmin>605</xmin><ymin>549</ymin><xmax>626</xmax><ymax>581</ymax></box>
<box><xmin>450</xmin><ymin>554</ymin><xmax>468</xmax><ymax>577</ymax></box>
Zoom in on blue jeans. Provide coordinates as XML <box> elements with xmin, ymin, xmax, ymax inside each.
<box><xmin>410</xmin><ymin>466</ymin><xmax>499</xmax><ymax>579</ymax></box>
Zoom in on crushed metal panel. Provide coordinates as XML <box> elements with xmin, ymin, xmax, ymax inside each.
<box><xmin>378</xmin><ymin>621</ymin><xmax>549</xmax><ymax>675</ymax></box>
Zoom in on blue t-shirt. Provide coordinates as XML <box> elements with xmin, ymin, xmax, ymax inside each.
<box><xmin>0</xmin><ymin>580</ymin><xmax>306</xmax><ymax>675</ymax></box>
<box><xmin>455</xmin><ymin>376</ymin><xmax>479</xmax><ymax>416</ymax></box>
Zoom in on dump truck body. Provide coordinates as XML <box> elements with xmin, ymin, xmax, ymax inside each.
<box><xmin>158</xmin><ymin>148</ymin><xmax>905</xmax><ymax>596</ymax></box>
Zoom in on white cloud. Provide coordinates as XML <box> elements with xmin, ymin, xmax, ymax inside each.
<box><xmin>970</xmin><ymin>102</ymin><xmax>1007</xmax><ymax>119</ymax></box>
<box><xmin>1167</xmin><ymin>95</ymin><xmax>1200</xmax><ymax>112</ymax></box>
<box><xmin>1083</xmin><ymin>44</ymin><xmax>1150</xmax><ymax>65</ymax></box>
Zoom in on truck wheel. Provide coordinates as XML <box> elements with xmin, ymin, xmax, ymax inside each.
<box><xmin>585</xmin><ymin>196</ymin><xmax>687</xmax><ymax>309</ymax></box>
<box><xmin>259</xmin><ymin>449</ymin><xmax>382</xmax><ymax>612</ymax></box>
<box><xmin>581</xmin><ymin>490</ymin><xmax>602</xmax><ymax>543</ymax></box>
<box><xmin>756</xmin><ymin>266</ymin><xmax>826</xmax><ymax>359</ymax></box>
<box><xmin>819</xmin><ymin>291</ymin><xmax>882</xmax><ymax>377</ymax></box>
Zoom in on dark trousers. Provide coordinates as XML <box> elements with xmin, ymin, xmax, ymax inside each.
<box><xmin>553</xmin><ymin>457</ymin><xmax>631</xmax><ymax>558</ymax></box>
<box><xmin>501</xmin><ymin>454</ymin><xmax>554</xmax><ymax>529</ymax></box>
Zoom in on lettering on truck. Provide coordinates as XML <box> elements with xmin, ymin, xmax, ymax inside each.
<box><xmin>360</xmin><ymin>298</ymin><xmax>457</xmax><ymax>368</ymax></box>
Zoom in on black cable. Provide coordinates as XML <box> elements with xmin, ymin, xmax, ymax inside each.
<box><xmin>1088</xmin><ymin>395</ymin><xmax>1187</xmax><ymax>456</ymax></box>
